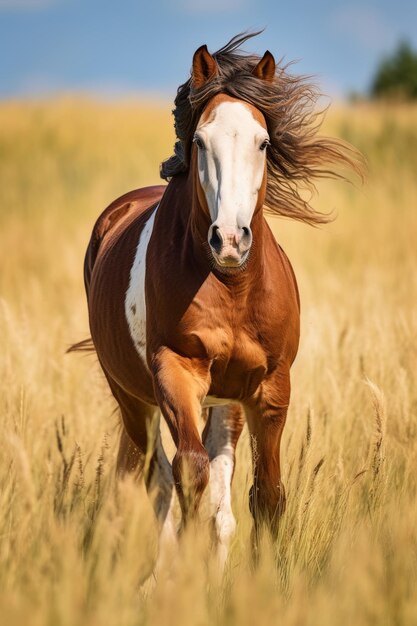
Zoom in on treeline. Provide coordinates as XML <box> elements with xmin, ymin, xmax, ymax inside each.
<box><xmin>371</xmin><ymin>41</ymin><xmax>417</xmax><ymax>100</ymax></box>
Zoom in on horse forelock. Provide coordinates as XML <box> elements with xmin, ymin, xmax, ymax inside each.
<box><xmin>160</xmin><ymin>31</ymin><xmax>364</xmax><ymax>226</ymax></box>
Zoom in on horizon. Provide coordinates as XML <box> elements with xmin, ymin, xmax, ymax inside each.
<box><xmin>0</xmin><ymin>1</ymin><xmax>416</xmax><ymax>101</ymax></box>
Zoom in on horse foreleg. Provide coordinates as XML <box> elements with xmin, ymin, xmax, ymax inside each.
<box><xmin>245</xmin><ymin>372</ymin><xmax>290</xmax><ymax>557</ymax></box>
<box><xmin>152</xmin><ymin>346</ymin><xmax>210</xmax><ymax>526</ymax></box>
<box><xmin>147</xmin><ymin>428</ymin><xmax>177</xmax><ymax>546</ymax></box>
<box><xmin>202</xmin><ymin>404</ymin><xmax>244</xmax><ymax>569</ymax></box>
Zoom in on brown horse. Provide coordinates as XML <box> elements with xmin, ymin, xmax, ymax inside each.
<box><xmin>74</xmin><ymin>33</ymin><xmax>361</xmax><ymax>566</ymax></box>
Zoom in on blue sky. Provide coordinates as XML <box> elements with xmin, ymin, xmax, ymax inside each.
<box><xmin>0</xmin><ymin>0</ymin><xmax>416</xmax><ymax>100</ymax></box>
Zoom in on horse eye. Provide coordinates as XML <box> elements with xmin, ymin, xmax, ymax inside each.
<box><xmin>193</xmin><ymin>136</ymin><xmax>206</xmax><ymax>150</ymax></box>
<box><xmin>260</xmin><ymin>139</ymin><xmax>270</xmax><ymax>151</ymax></box>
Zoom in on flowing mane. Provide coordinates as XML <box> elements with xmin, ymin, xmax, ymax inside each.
<box><xmin>161</xmin><ymin>31</ymin><xmax>363</xmax><ymax>225</ymax></box>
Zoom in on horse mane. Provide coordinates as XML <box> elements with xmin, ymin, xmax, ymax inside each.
<box><xmin>160</xmin><ymin>31</ymin><xmax>364</xmax><ymax>226</ymax></box>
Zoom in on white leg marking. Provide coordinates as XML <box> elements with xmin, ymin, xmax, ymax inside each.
<box><xmin>152</xmin><ymin>430</ymin><xmax>176</xmax><ymax>530</ymax></box>
<box><xmin>151</xmin><ymin>430</ymin><xmax>178</xmax><ymax>577</ymax></box>
<box><xmin>125</xmin><ymin>205</ymin><xmax>158</xmax><ymax>369</ymax></box>
<box><xmin>205</xmin><ymin>406</ymin><xmax>237</xmax><ymax>570</ymax></box>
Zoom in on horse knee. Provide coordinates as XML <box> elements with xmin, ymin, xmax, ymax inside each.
<box><xmin>249</xmin><ymin>481</ymin><xmax>286</xmax><ymax>534</ymax></box>
<box><xmin>172</xmin><ymin>447</ymin><xmax>210</xmax><ymax>493</ymax></box>
<box><xmin>172</xmin><ymin>446</ymin><xmax>210</xmax><ymax>511</ymax></box>
<box><xmin>172</xmin><ymin>447</ymin><xmax>210</xmax><ymax>494</ymax></box>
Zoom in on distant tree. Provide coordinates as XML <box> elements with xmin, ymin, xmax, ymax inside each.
<box><xmin>371</xmin><ymin>41</ymin><xmax>417</xmax><ymax>100</ymax></box>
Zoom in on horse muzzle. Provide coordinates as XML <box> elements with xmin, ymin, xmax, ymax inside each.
<box><xmin>208</xmin><ymin>223</ymin><xmax>252</xmax><ymax>268</ymax></box>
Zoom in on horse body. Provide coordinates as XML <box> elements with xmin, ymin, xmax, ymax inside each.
<box><xmin>77</xmin><ymin>33</ymin><xmax>360</xmax><ymax>566</ymax></box>
<box><xmin>88</xmin><ymin>175</ymin><xmax>300</xmax><ymax>408</ymax></box>
<box><xmin>86</xmin><ymin>152</ymin><xmax>299</xmax><ymax>534</ymax></box>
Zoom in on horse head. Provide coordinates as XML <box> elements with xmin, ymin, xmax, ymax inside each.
<box><xmin>191</xmin><ymin>46</ymin><xmax>276</xmax><ymax>270</ymax></box>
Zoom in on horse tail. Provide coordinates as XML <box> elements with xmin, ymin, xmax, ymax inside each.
<box><xmin>66</xmin><ymin>337</ymin><xmax>95</xmax><ymax>354</ymax></box>
<box><xmin>66</xmin><ymin>206</ymin><xmax>103</xmax><ymax>356</ymax></box>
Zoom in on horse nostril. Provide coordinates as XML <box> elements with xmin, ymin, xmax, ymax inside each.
<box><xmin>209</xmin><ymin>225</ymin><xmax>223</xmax><ymax>252</ymax></box>
<box><xmin>241</xmin><ymin>226</ymin><xmax>252</xmax><ymax>248</ymax></box>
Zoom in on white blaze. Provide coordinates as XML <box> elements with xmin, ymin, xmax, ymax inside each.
<box><xmin>195</xmin><ymin>101</ymin><xmax>268</xmax><ymax>230</ymax></box>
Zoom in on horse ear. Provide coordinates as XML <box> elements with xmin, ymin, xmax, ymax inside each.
<box><xmin>252</xmin><ymin>50</ymin><xmax>276</xmax><ymax>82</ymax></box>
<box><xmin>192</xmin><ymin>45</ymin><xmax>217</xmax><ymax>88</ymax></box>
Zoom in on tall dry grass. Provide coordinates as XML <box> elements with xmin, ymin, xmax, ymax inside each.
<box><xmin>0</xmin><ymin>98</ymin><xmax>416</xmax><ymax>626</ymax></box>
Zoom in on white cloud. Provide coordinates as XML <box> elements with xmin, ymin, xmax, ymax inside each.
<box><xmin>329</xmin><ymin>5</ymin><xmax>395</xmax><ymax>52</ymax></box>
<box><xmin>0</xmin><ymin>0</ymin><xmax>56</xmax><ymax>9</ymax></box>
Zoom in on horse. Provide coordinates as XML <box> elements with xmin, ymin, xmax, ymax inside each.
<box><xmin>72</xmin><ymin>32</ymin><xmax>361</xmax><ymax>567</ymax></box>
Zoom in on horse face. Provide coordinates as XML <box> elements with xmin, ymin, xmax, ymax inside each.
<box><xmin>194</xmin><ymin>98</ymin><xmax>269</xmax><ymax>269</ymax></box>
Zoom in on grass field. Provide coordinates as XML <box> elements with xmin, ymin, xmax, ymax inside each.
<box><xmin>0</xmin><ymin>98</ymin><xmax>416</xmax><ymax>626</ymax></box>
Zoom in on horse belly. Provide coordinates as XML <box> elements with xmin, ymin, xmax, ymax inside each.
<box><xmin>203</xmin><ymin>395</ymin><xmax>234</xmax><ymax>408</ymax></box>
<box><xmin>124</xmin><ymin>206</ymin><xmax>158</xmax><ymax>371</ymax></box>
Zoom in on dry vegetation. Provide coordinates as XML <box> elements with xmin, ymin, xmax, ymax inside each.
<box><xmin>0</xmin><ymin>98</ymin><xmax>416</xmax><ymax>626</ymax></box>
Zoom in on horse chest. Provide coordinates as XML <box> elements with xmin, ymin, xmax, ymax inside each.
<box><xmin>190</xmin><ymin>326</ymin><xmax>268</xmax><ymax>401</ymax></box>
<box><xmin>214</xmin><ymin>335</ymin><xmax>268</xmax><ymax>399</ymax></box>
<box><xmin>124</xmin><ymin>204</ymin><xmax>276</xmax><ymax>400</ymax></box>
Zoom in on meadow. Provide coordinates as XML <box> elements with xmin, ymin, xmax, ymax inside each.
<box><xmin>0</xmin><ymin>97</ymin><xmax>416</xmax><ymax>626</ymax></box>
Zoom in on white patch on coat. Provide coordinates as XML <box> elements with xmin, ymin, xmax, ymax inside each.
<box><xmin>147</xmin><ymin>424</ymin><xmax>178</xmax><ymax>578</ymax></box>
<box><xmin>125</xmin><ymin>206</ymin><xmax>158</xmax><ymax>370</ymax></box>
<box><xmin>195</xmin><ymin>101</ymin><xmax>269</xmax><ymax>230</ymax></box>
